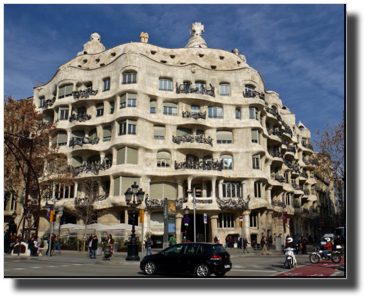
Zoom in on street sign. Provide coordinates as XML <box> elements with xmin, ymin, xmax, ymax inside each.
<box><xmin>239</xmin><ymin>215</ymin><xmax>243</xmax><ymax>222</ymax></box>
<box><xmin>139</xmin><ymin>210</ymin><xmax>144</xmax><ymax>223</ymax></box>
<box><xmin>184</xmin><ymin>217</ymin><xmax>189</xmax><ymax>223</ymax></box>
<box><xmin>203</xmin><ymin>213</ymin><xmax>207</xmax><ymax>224</ymax></box>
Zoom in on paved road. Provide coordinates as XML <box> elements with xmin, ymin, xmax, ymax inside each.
<box><xmin>4</xmin><ymin>252</ymin><xmax>345</xmax><ymax>277</ymax></box>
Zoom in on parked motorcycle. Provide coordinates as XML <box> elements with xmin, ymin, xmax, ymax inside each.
<box><xmin>284</xmin><ymin>247</ymin><xmax>296</xmax><ymax>269</ymax></box>
<box><xmin>309</xmin><ymin>245</ymin><xmax>342</xmax><ymax>264</ymax></box>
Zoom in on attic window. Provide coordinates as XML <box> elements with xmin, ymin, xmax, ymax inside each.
<box><xmin>282</xmin><ymin>106</ymin><xmax>287</xmax><ymax>110</ymax></box>
<box><xmin>170</xmin><ymin>55</ymin><xmax>175</xmax><ymax>59</ymax></box>
<box><xmin>199</xmin><ymin>54</ymin><xmax>204</xmax><ymax>58</ymax></box>
<box><xmin>211</xmin><ymin>65</ymin><xmax>217</xmax><ymax>69</ymax></box>
<box><xmin>84</xmin><ymin>51</ymin><xmax>88</xmax><ymax>54</ymax></box>
<box><xmin>151</xmin><ymin>51</ymin><xmax>156</xmax><ymax>55</ymax></box>
<box><xmin>95</xmin><ymin>59</ymin><xmax>100</xmax><ymax>63</ymax></box>
<box><xmin>83</xmin><ymin>59</ymin><xmax>88</xmax><ymax>64</ymax></box>
<box><xmin>180</xmin><ymin>62</ymin><xmax>186</xmax><ymax>65</ymax></box>
<box><xmin>219</xmin><ymin>56</ymin><xmax>224</xmax><ymax>60</ymax></box>
<box><xmin>111</xmin><ymin>52</ymin><xmax>116</xmax><ymax>57</ymax></box>
<box><xmin>237</xmin><ymin>61</ymin><xmax>241</xmax><ymax>65</ymax></box>
<box><xmin>161</xmin><ymin>60</ymin><xmax>167</xmax><ymax>64</ymax></box>
<box><xmin>100</xmin><ymin>63</ymin><xmax>105</xmax><ymax>67</ymax></box>
<box><xmin>77</xmin><ymin>65</ymin><xmax>82</xmax><ymax>68</ymax></box>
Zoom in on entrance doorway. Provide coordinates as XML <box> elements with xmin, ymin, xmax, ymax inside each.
<box><xmin>182</xmin><ymin>214</ymin><xmax>209</xmax><ymax>242</ymax></box>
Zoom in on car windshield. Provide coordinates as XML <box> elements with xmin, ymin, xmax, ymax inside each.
<box><xmin>164</xmin><ymin>245</ymin><xmax>184</xmax><ymax>255</ymax></box>
<box><xmin>212</xmin><ymin>245</ymin><xmax>229</xmax><ymax>255</ymax></box>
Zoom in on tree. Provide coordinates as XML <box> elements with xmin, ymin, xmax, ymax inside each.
<box><xmin>64</xmin><ymin>178</ymin><xmax>109</xmax><ymax>252</ymax></box>
<box><xmin>313</xmin><ymin>111</ymin><xmax>345</xmax><ymax>225</ymax></box>
<box><xmin>4</xmin><ymin>96</ymin><xmax>72</xmax><ymax>238</ymax></box>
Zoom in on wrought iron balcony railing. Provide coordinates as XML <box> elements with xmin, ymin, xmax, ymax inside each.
<box><xmin>69</xmin><ymin>137</ymin><xmax>99</xmax><ymax>148</ymax></box>
<box><xmin>144</xmin><ymin>195</ymin><xmax>187</xmax><ymax>210</ymax></box>
<box><xmin>174</xmin><ymin>159</ymin><xmax>222</xmax><ymax>171</ymax></box>
<box><xmin>303</xmin><ymin>189</ymin><xmax>310</xmax><ymax>196</ymax></box>
<box><xmin>172</xmin><ymin>134</ymin><xmax>213</xmax><ymax>146</ymax></box>
<box><xmin>217</xmin><ymin>195</ymin><xmax>250</xmax><ymax>210</ymax></box>
<box><xmin>287</xmin><ymin>146</ymin><xmax>296</xmax><ymax>153</ymax></box>
<box><xmin>72</xmin><ymin>87</ymin><xmax>98</xmax><ymax>99</ymax></box>
<box><xmin>272</xmin><ymin>200</ymin><xmax>286</xmax><ymax>208</ymax></box>
<box><xmin>69</xmin><ymin>113</ymin><xmax>91</xmax><ymax>123</ymax></box>
<box><xmin>182</xmin><ymin>111</ymin><xmax>206</xmax><ymax>120</ymax></box>
<box><xmin>103</xmin><ymin>136</ymin><xmax>111</xmax><ymax>142</ymax></box>
<box><xmin>272</xmin><ymin>174</ymin><xmax>285</xmax><ymax>183</ymax></box>
<box><xmin>67</xmin><ymin>160</ymin><xmax>112</xmax><ymax>177</ymax></box>
<box><xmin>176</xmin><ymin>83</ymin><xmax>215</xmax><ymax>97</ymax></box>
<box><xmin>267</xmin><ymin>148</ymin><xmax>283</xmax><ymax>158</ymax></box>
<box><xmin>267</xmin><ymin>128</ymin><xmax>283</xmax><ymax>141</ymax></box>
<box><xmin>42</xmin><ymin>96</ymin><xmax>56</xmax><ymax>109</ymax></box>
<box><xmin>301</xmin><ymin>141</ymin><xmax>314</xmax><ymax>150</ymax></box>
<box><xmin>300</xmin><ymin>171</ymin><xmax>308</xmax><ymax>179</ymax></box>
<box><xmin>283</xmin><ymin>123</ymin><xmax>293</xmax><ymax>137</ymax></box>
<box><xmin>243</xmin><ymin>89</ymin><xmax>265</xmax><ymax>100</ymax></box>
<box><xmin>303</xmin><ymin>158</ymin><xmax>317</xmax><ymax>166</ymax></box>
<box><xmin>292</xmin><ymin>184</ymin><xmax>302</xmax><ymax>191</ymax></box>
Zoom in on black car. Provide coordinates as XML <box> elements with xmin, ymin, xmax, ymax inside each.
<box><xmin>140</xmin><ymin>242</ymin><xmax>232</xmax><ymax>277</ymax></box>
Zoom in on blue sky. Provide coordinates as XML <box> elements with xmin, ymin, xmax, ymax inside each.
<box><xmin>3</xmin><ymin>4</ymin><xmax>345</xmax><ymax>140</ymax></box>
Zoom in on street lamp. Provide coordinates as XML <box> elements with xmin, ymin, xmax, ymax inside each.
<box><xmin>124</xmin><ymin>182</ymin><xmax>145</xmax><ymax>261</ymax></box>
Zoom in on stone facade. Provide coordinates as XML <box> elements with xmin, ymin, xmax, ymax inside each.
<box><xmin>32</xmin><ymin>23</ymin><xmax>334</xmax><ymax>244</ymax></box>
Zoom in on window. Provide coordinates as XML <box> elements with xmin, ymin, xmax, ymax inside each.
<box><xmin>150</xmin><ymin>100</ymin><xmax>157</xmax><ymax>113</ymax></box>
<box><xmin>176</xmin><ymin>127</ymin><xmax>192</xmax><ymax>137</ymax></box>
<box><xmin>117</xmin><ymin>146</ymin><xmax>138</xmax><ymax>165</ymax></box>
<box><xmin>71</xmin><ymin>156</ymin><xmax>82</xmax><ymax>167</ymax></box>
<box><xmin>159</xmin><ymin>79</ymin><xmax>172</xmax><ymax>91</ymax></box>
<box><xmin>118</xmin><ymin>119</ymin><xmax>137</xmax><ymax>135</ymax></box>
<box><xmin>249</xmin><ymin>107</ymin><xmax>259</xmax><ymax>120</ymax></box>
<box><xmin>89</xmin><ymin>129</ymin><xmax>97</xmax><ymax>141</ymax></box>
<box><xmin>110</xmin><ymin>102</ymin><xmax>114</xmax><ymax>114</ymax></box>
<box><xmin>235</xmin><ymin>109</ymin><xmax>240</xmax><ymax>119</ymax></box>
<box><xmin>252</xmin><ymin>154</ymin><xmax>261</xmax><ymax>170</ymax></box>
<box><xmin>57</xmin><ymin>130</ymin><xmax>67</xmax><ymax>146</ymax></box>
<box><xmin>191</xmin><ymin>106</ymin><xmax>200</xmax><ymax>114</ymax></box>
<box><xmin>217</xmin><ymin>131</ymin><xmax>233</xmax><ymax>144</ymax></box>
<box><xmin>250</xmin><ymin>212</ymin><xmax>258</xmax><ymax>227</ymax></box>
<box><xmin>103</xmin><ymin>78</ymin><xmax>110</xmax><ymax>91</ymax></box>
<box><xmin>157</xmin><ymin>151</ymin><xmax>171</xmax><ymax>167</ymax></box>
<box><xmin>218</xmin><ymin>213</ymin><xmax>235</xmax><ymax>228</ymax></box>
<box><xmin>220</xmin><ymin>155</ymin><xmax>233</xmax><ymax>170</ymax></box>
<box><xmin>251</xmin><ymin>129</ymin><xmax>260</xmax><ymax>144</ymax></box>
<box><xmin>56</xmin><ymin>184</ymin><xmax>74</xmax><ymax>199</ymax></box>
<box><xmin>163</xmin><ymin>102</ymin><xmax>177</xmax><ymax>116</ymax></box>
<box><xmin>245</xmin><ymin>85</ymin><xmax>256</xmax><ymax>97</ymax></box>
<box><xmin>208</xmin><ymin>106</ymin><xmax>223</xmax><ymax>119</ymax></box>
<box><xmin>222</xmin><ymin>182</ymin><xmax>241</xmax><ymax>198</ymax></box>
<box><xmin>103</xmin><ymin>126</ymin><xmax>112</xmax><ymax>142</ymax></box>
<box><xmin>154</xmin><ymin>125</ymin><xmax>165</xmax><ymax>140</ymax></box>
<box><xmin>113</xmin><ymin>176</ymin><xmax>140</xmax><ymax>197</ymax></box>
<box><xmin>39</xmin><ymin>96</ymin><xmax>45</xmax><ymax>108</ymax></box>
<box><xmin>254</xmin><ymin>181</ymin><xmax>262</xmax><ymax>198</ymax></box>
<box><xmin>149</xmin><ymin>181</ymin><xmax>177</xmax><ymax>199</ymax></box>
<box><xmin>285</xmin><ymin>193</ymin><xmax>293</xmax><ymax>206</ymax></box>
<box><xmin>59</xmin><ymin>107</ymin><xmax>69</xmax><ymax>120</ymax></box>
<box><xmin>220</xmin><ymin>84</ymin><xmax>229</xmax><ymax>96</ymax></box>
<box><xmin>58</xmin><ymin>84</ymin><xmax>73</xmax><ymax>99</ymax></box>
<box><xmin>96</xmin><ymin>103</ymin><xmax>104</xmax><ymax>117</ymax></box>
<box><xmin>120</xmin><ymin>93</ymin><xmax>137</xmax><ymax>108</ymax></box>
<box><xmin>285</xmin><ymin>172</ymin><xmax>289</xmax><ymax>183</ymax></box>
<box><xmin>195</xmin><ymin>82</ymin><xmax>205</xmax><ymax>93</ymax></box>
<box><xmin>122</xmin><ymin>72</ymin><xmax>137</xmax><ymax>84</ymax></box>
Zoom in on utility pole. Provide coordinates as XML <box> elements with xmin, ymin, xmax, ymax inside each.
<box><xmin>49</xmin><ymin>182</ymin><xmax>57</xmax><ymax>258</ymax></box>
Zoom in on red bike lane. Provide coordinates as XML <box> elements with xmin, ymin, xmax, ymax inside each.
<box><xmin>275</xmin><ymin>257</ymin><xmax>345</xmax><ymax>277</ymax></box>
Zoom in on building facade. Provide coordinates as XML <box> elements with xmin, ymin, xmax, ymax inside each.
<box><xmin>32</xmin><ymin>23</ymin><xmax>331</xmax><ymax>244</ymax></box>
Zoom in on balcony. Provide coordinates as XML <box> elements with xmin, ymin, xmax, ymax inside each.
<box><xmin>172</xmin><ymin>134</ymin><xmax>213</xmax><ymax>146</ymax></box>
<box><xmin>69</xmin><ymin>137</ymin><xmax>99</xmax><ymax>148</ymax></box>
<box><xmin>272</xmin><ymin>174</ymin><xmax>285</xmax><ymax>183</ymax></box>
<box><xmin>302</xmin><ymin>158</ymin><xmax>317</xmax><ymax>166</ymax></box>
<box><xmin>267</xmin><ymin>129</ymin><xmax>283</xmax><ymax>141</ymax></box>
<box><xmin>144</xmin><ymin>195</ymin><xmax>186</xmax><ymax>210</ymax></box>
<box><xmin>176</xmin><ymin>83</ymin><xmax>215</xmax><ymax>97</ymax></box>
<box><xmin>300</xmin><ymin>171</ymin><xmax>308</xmax><ymax>179</ymax></box>
<box><xmin>302</xmin><ymin>141</ymin><xmax>314</xmax><ymax>150</ymax></box>
<box><xmin>42</xmin><ymin>96</ymin><xmax>56</xmax><ymax>109</ymax></box>
<box><xmin>216</xmin><ymin>196</ymin><xmax>250</xmax><ymax>210</ymax></box>
<box><xmin>174</xmin><ymin>159</ymin><xmax>222</xmax><ymax>171</ymax></box>
<box><xmin>72</xmin><ymin>87</ymin><xmax>98</xmax><ymax>99</ymax></box>
<box><xmin>67</xmin><ymin>160</ymin><xmax>112</xmax><ymax>177</ymax></box>
<box><xmin>243</xmin><ymin>89</ymin><xmax>265</xmax><ymax>100</ymax></box>
<box><xmin>267</xmin><ymin>148</ymin><xmax>283</xmax><ymax>158</ymax></box>
<box><xmin>103</xmin><ymin>136</ymin><xmax>111</xmax><ymax>142</ymax></box>
<box><xmin>182</xmin><ymin>111</ymin><xmax>206</xmax><ymax>120</ymax></box>
<box><xmin>283</xmin><ymin>123</ymin><xmax>293</xmax><ymax>137</ymax></box>
<box><xmin>69</xmin><ymin>113</ymin><xmax>91</xmax><ymax>123</ymax></box>
<box><xmin>287</xmin><ymin>146</ymin><xmax>296</xmax><ymax>154</ymax></box>
<box><xmin>303</xmin><ymin>189</ymin><xmax>310</xmax><ymax>196</ymax></box>
<box><xmin>292</xmin><ymin>184</ymin><xmax>302</xmax><ymax>191</ymax></box>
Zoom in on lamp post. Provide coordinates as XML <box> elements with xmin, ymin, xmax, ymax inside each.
<box><xmin>124</xmin><ymin>182</ymin><xmax>145</xmax><ymax>261</ymax></box>
<box><xmin>58</xmin><ymin>206</ymin><xmax>64</xmax><ymax>236</ymax></box>
<box><xmin>184</xmin><ymin>206</ymin><xmax>189</xmax><ymax>241</ymax></box>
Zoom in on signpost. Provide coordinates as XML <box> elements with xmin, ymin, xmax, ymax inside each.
<box><xmin>239</xmin><ymin>215</ymin><xmax>243</xmax><ymax>253</ymax></box>
<box><xmin>139</xmin><ymin>210</ymin><xmax>144</xmax><ymax>259</ymax></box>
<box><xmin>203</xmin><ymin>213</ymin><xmax>207</xmax><ymax>242</ymax></box>
<box><xmin>163</xmin><ymin>199</ymin><xmax>176</xmax><ymax>248</ymax></box>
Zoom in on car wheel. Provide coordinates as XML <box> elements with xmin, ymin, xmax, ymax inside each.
<box><xmin>196</xmin><ymin>264</ymin><xmax>210</xmax><ymax>277</ymax></box>
<box><xmin>214</xmin><ymin>272</ymin><xmax>226</xmax><ymax>277</ymax></box>
<box><xmin>309</xmin><ymin>254</ymin><xmax>320</xmax><ymax>264</ymax></box>
<box><xmin>144</xmin><ymin>261</ymin><xmax>157</xmax><ymax>275</ymax></box>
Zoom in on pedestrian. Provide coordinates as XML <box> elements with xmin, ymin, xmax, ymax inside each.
<box><xmin>45</xmin><ymin>234</ymin><xmax>55</xmax><ymax>256</ymax></box>
<box><xmin>214</xmin><ymin>236</ymin><xmax>218</xmax><ymax>243</ymax></box>
<box><xmin>28</xmin><ymin>237</ymin><xmax>37</xmax><ymax>257</ymax></box>
<box><xmin>9</xmin><ymin>220</ymin><xmax>17</xmax><ymax>235</ymax></box>
<box><xmin>4</xmin><ymin>230</ymin><xmax>10</xmax><ymax>254</ymax></box>
<box><xmin>229</xmin><ymin>235</ymin><xmax>233</xmax><ymax>249</ymax></box>
<box><xmin>10</xmin><ymin>233</ymin><xmax>17</xmax><ymax>253</ymax></box>
<box><xmin>243</xmin><ymin>238</ymin><xmax>249</xmax><ymax>253</ymax></box>
<box><xmin>88</xmin><ymin>234</ymin><xmax>93</xmax><ymax>258</ymax></box>
<box><xmin>225</xmin><ymin>235</ymin><xmax>229</xmax><ymax>248</ymax></box>
<box><xmin>261</xmin><ymin>237</ymin><xmax>269</xmax><ymax>255</ymax></box>
<box><xmin>217</xmin><ymin>237</ymin><xmax>220</xmax><ymax>245</ymax></box>
<box><xmin>144</xmin><ymin>236</ymin><xmax>153</xmax><ymax>256</ymax></box>
<box><xmin>169</xmin><ymin>234</ymin><xmax>176</xmax><ymax>246</ymax></box>
<box><xmin>52</xmin><ymin>235</ymin><xmax>61</xmax><ymax>254</ymax></box>
<box><xmin>91</xmin><ymin>235</ymin><xmax>98</xmax><ymax>259</ymax></box>
<box><xmin>268</xmin><ymin>236</ymin><xmax>272</xmax><ymax>247</ymax></box>
<box><xmin>252</xmin><ymin>239</ymin><xmax>256</xmax><ymax>249</ymax></box>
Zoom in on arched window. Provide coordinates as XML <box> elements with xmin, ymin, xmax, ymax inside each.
<box><xmin>157</xmin><ymin>151</ymin><xmax>171</xmax><ymax>167</ymax></box>
<box><xmin>122</xmin><ymin>71</ymin><xmax>137</xmax><ymax>84</ymax></box>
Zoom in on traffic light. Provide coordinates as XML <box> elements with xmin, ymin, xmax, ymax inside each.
<box><xmin>49</xmin><ymin>210</ymin><xmax>57</xmax><ymax>222</ymax></box>
<box><xmin>239</xmin><ymin>221</ymin><xmax>243</xmax><ymax>227</ymax></box>
<box><xmin>139</xmin><ymin>210</ymin><xmax>144</xmax><ymax>223</ymax></box>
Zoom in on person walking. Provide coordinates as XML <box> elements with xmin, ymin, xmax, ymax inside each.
<box><xmin>243</xmin><ymin>238</ymin><xmax>249</xmax><ymax>253</ymax></box>
<box><xmin>225</xmin><ymin>235</ymin><xmax>229</xmax><ymax>248</ymax></box>
<box><xmin>28</xmin><ymin>237</ymin><xmax>37</xmax><ymax>257</ymax></box>
<box><xmin>228</xmin><ymin>235</ymin><xmax>233</xmax><ymax>249</ymax></box>
<box><xmin>91</xmin><ymin>235</ymin><xmax>98</xmax><ymax>259</ymax></box>
<box><xmin>52</xmin><ymin>235</ymin><xmax>61</xmax><ymax>254</ymax></box>
<box><xmin>169</xmin><ymin>234</ymin><xmax>176</xmax><ymax>246</ymax></box>
<box><xmin>10</xmin><ymin>233</ymin><xmax>17</xmax><ymax>253</ymax></box>
<box><xmin>4</xmin><ymin>230</ymin><xmax>10</xmax><ymax>254</ymax></box>
<box><xmin>261</xmin><ymin>237</ymin><xmax>269</xmax><ymax>255</ymax></box>
<box><xmin>88</xmin><ymin>234</ymin><xmax>93</xmax><ymax>258</ymax></box>
<box><xmin>144</xmin><ymin>236</ymin><xmax>153</xmax><ymax>256</ymax></box>
<box><xmin>214</xmin><ymin>236</ymin><xmax>218</xmax><ymax>243</ymax></box>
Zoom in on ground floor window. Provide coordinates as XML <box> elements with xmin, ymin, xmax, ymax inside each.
<box><xmin>250</xmin><ymin>212</ymin><xmax>258</xmax><ymax>228</ymax></box>
<box><xmin>218</xmin><ymin>213</ymin><xmax>235</xmax><ymax>228</ymax></box>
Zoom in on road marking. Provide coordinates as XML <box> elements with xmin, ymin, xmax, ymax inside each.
<box><xmin>30</xmin><ymin>267</ymin><xmax>43</xmax><ymax>269</ymax></box>
<box><xmin>13</xmin><ymin>268</ymin><xmax>26</xmax><ymax>270</ymax></box>
<box><xmin>72</xmin><ymin>264</ymin><xmax>82</xmax><ymax>265</ymax></box>
<box><xmin>231</xmin><ymin>269</ymin><xmax>277</xmax><ymax>272</ymax></box>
